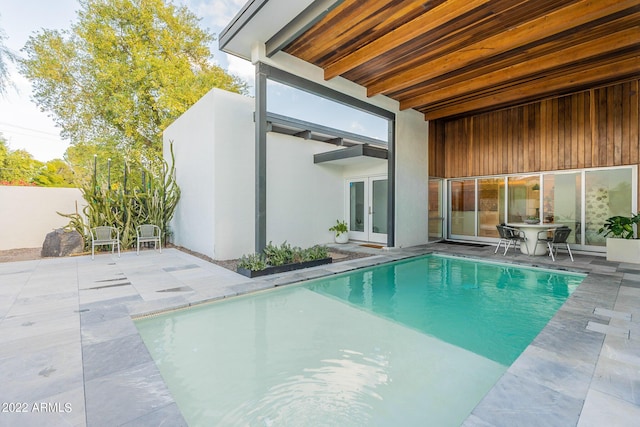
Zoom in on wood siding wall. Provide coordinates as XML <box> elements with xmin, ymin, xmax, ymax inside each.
<box><xmin>429</xmin><ymin>79</ymin><xmax>640</xmax><ymax>179</ymax></box>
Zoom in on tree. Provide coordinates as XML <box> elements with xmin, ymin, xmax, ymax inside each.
<box><xmin>20</xmin><ymin>0</ymin><xmax>248</xmax><ymax>161</ymax></box>
<box><xmin>33</xmin><ymin>159</ymin><xmax>77</xmax><ymax>187</ymax></box>
<box><xmin>0</xmin><ymin>19</ymin><xmax>18</xmax><ymax>98</ymax></box>
<box><xmin>0</xmin><ymin>134</ymin><xmax>76</xmax><ymax>187</ymax></box>
<box><xmin>0</xmin><ymin>136</ymin><xmax>43</xmax><ymax>184</ymax></box>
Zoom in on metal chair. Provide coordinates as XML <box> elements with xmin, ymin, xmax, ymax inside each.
<box><xmin>136</xmin><ymin>224</ymin><xmax>162</xmax><ymax>255</ymax></box>
<box><xmin>495</xmin><ymin>224</ymin><xmax>529</xmax><ymax>256</ymax></box>
<box><xmin>535</xmin><ymin>226</ymin><xmax>574</xmax><ymax>262</ymax></box>
<box><xmin>90</xmin><ymin>226</ymin><xmax>120</xmax><ymax>260</ymax></box>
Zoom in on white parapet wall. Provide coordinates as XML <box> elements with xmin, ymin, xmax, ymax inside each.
<box><xmin>0</xmin><ymin>186</ymin><xmax>84</xmax><ymax>250</ymax></box>
<box><xmin>164</xmin><ymin>88</ymin><xmax>255</xmax><ymax>260</ymax></box>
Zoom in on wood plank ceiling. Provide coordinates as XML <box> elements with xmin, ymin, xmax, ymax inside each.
<box><xmin>283</xmin><ymin>0</ymin><xmax>640</xmax><ymax>121</ymax></box>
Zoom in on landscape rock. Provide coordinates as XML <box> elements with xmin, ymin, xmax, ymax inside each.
<box><xmin>41</xmin><ymin>228</ymin><xmax>84</xmax><ymax>257</ymax></box>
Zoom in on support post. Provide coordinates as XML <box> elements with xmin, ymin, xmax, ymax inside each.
<box><xmin>255</xmin><ymin>63</ymin><xmax>268</xmax><ymax>253</ymax></box>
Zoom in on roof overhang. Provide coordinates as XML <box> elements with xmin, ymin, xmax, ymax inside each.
<box><xmin>221</xmin><ymin>0</ymin><xmax>640</xmax><ymax>121</ymax></box>
<box><xmin>313</xmin><ymin>144</ymin><xmax>387</xmax><ymax>167</ymax></box>
<box><xmin>219</xmin><ymin>0</ymin><xmax>343</xmax><ymax>61</ymax></box>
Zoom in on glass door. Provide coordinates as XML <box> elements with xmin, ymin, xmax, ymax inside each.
<box><xmin>428</xmin><ymin>179</ymin><xmax>444</xmax><ymax>241</ymax></box>
<box><xmin>369</xmin><ymin>177</ymin><xmax>388</xmax><ymax>244</ymax></box>
<box><xmin>450</xmin><ymin>179</ymin><xmax>476</xmax><ymax>238</ymax></box>
<box><xmin>348</xmin><ymin>179</ymin><xmax>367</xmax><ymax>241</ymax></box>
<box><xmin>346</xmin><ymin>177</ymin><xmax>388</xmax><ymax>244</ymax></box>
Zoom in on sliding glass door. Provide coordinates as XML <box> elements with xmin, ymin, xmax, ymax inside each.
<box><xmin>445</xmin><ymin>166</ymin><xmax>635</xmax><ymax>251</ymax></box>
<box><xmin>428</xmin><ymin>179</ymin><xmax>444</xmax><ymax>241</ymax></box>
<box><xmin>584</xmin><ymin>168</ymin><xmax>633</xmax><ymax>247</ymax></box>
<box><xmin>477</xmin><ymin>178</ymin><xmax>504</xmax><ymax>238</ymax></box>
<box><xmin>450</xmin><ymin>180</ymin><xmax>475</xmax><ymax>238</ymax></box>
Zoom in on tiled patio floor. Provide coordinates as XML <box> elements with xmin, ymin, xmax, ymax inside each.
<box><xmin>0</xmin><ymin>243</ymin><xmax>638</xmax><ymax>426</ymax></box>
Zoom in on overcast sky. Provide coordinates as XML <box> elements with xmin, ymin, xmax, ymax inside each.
<box><xmin>0</xmin><ymin>0</ymin><xmax>254</xmax><ymax>161</ymax></box>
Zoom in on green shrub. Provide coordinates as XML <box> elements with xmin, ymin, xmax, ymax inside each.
<box><xmin>237</xmin><ymin>253</ymin><xmax>267</xmax><ymax>271</ymax></box>
<box><xmin>303</xmin><ymin>245</ymin><xmax>328</xmax><ymax>261</ymax></box>
<box><xmin>238</xmin><ymin>242</ymin><xmax>330</xmax><ymax>271</ymax></box>
<box><xmin>264</xmin><ymin>241</ymin><xmax>294</xmax><ymax>266</ymax></box>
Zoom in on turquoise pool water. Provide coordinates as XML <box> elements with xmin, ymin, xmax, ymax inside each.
<box><xmin>136</xmin><ymin>254</ymin><xmax>584</xmax><ymax>426</ymax></box>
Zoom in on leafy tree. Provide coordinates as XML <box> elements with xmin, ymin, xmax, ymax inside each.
<box><xmin>0</xmin><ymin>19</ymin><xmax>18</xmax><ymax>97</ymax></box>
<box><xmin>0</xmin><ymin>136</ymin><xmax>43</xmax><ymax>184</ymax></box>
<box><xmin>33</xmin><ymin>159</ymin><xmax>77</xmax><ymax>187</ymax></box>
<box><xmin>0</xmin><ymin>134</ymin><xmax>76</xmax><ymax>187</ymax></box>
<box><xmin>20</xmin><ymin>0</ymin><xmax>248</xmax><ymax>161</ymax></box>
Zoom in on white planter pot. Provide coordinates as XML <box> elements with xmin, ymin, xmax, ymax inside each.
<box><xmin>606</xmin><ymin>238</ymin><xmax>640</xmax><ymax>263</ymax></box>
<box><xmin>334</xmin><ymin>233</ymin><xmax>348</xmax><ymax>244</ymax></box>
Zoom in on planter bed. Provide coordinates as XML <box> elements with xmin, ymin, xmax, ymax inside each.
<box><xmin>237</xmin><ymin>257</ymin><xmax>333</xmax><ymax>278</ymax></box>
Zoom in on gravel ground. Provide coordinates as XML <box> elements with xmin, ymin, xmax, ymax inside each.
<box><xmin>0</xmin><ymin>247</ymin><xmax>43</xmax><ymax>263</ymax></box>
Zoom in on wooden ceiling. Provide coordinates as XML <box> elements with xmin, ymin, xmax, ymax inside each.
<box><xmin>283</xmin><ymin>0</ymin><xmax>640</xmax><ymax>121</ymax></box>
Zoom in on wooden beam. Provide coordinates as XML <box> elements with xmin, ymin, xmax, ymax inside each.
<box><xmin>323</xmin><ymin>0</ymin><xmax>493</xmax><ymax>80</ymax></box>
<box><xmin>287</xmin><ymin>0</ymin><xmax>425</xmax><ymax>64</ymax></box>
<box><xmin>423</xmin><ymin>54</ymin><xmax>640</xmax><ymax>120</ymax></box>
<box><xmin>400</xmin><ymin>26</ymin><xmax>640</xmax><ymax>110</ymax></box>
<box><xmin>367</xmin><ymin>0</ymin><xmax>638</xmax><ymax>97</ymax></box>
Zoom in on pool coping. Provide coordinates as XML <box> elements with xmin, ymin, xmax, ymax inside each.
<box><xmin>1</xmin><ymin>244</ymin><xmax>638</xmax><ymax>426</ymax></box>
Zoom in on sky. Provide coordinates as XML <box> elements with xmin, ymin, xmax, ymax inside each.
<box><xmin>0</xmin><ymin>0</ymin><xmax>255</xmax><ymax>162</ymax></box>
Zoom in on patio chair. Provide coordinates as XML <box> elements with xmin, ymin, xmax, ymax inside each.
<box><xmin>136</xmin><ymin>224</ymin><xmax>162</xmax><ymax>255</ymax></box>
<box><xmin>495</xmin><ymin>224</ymin><xmax>529</xmax><ymax>256</ymax></box>
<box><xmin>90</xmin><ymin>226</ymin><xmax>120</xmax><ymax>260</ymax></box>
<box><xmin>535</xmin><ymin>226</ymin><xmax>574</xmax><ymax>262</ymax></box>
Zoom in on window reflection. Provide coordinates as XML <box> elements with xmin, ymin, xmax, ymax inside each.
<box><xmin>543</xmin><ymin>173</ymin><xmax>581</xmax><ymax>244</ymax></box>
<box><xmin>584</xmin><ymin>169</ymin><xmax>632</xmax><ymax>246</ymax></box>
<box><xmin>507</xmin><ymin>175</ymin><xmax>540</xmax><ymax>223</ymax></box>
<box><xmin>477</xmin><ymin>178</ymin><xmax>504</xmax><ymax>238</ymax></box>
<box><xmin>450</xmin><ymin>180</ymin><xmax>475</xmax><ymax>236</ymax></box>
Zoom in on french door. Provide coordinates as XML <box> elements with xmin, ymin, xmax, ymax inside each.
<box><xmin>346</xmin><ymin>176</ymin><xmax>388</xmax><ymax>244</ymax></box>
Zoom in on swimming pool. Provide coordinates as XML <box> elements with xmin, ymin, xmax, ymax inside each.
<box><xmin>135</xmin><ymin>254</ymin><xmax>584</xmax><ymax>426</ymax></box>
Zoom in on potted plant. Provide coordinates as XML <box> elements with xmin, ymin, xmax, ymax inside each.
<box><xmin>598</xmin><ymin>213</ymin><xmax>640</xmax><ymax>263</ymax></box>
<box><xmin>329</xmin><ymin>220</ymin><xmax>349</xmax><ymax>244</ymax></box>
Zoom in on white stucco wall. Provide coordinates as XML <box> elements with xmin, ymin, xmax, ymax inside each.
<box><xmin>164</xmin><ymin>88</ymin><xmax>255</xmax><ymax>260</ymax></box>
<box><xmin>254</xmin><ymin>49</ymin><xmax>430</xmax><ymax>248</ymax></box>
<box><xmin>395</xmin><ymin>112</ymin><xmax>430</xmax><ymax>247</ymax></box>
<box><xmin>0</xmin><ymin>186</ymin><xmax>84</xmax><ymax>250</ymax></box>
<box><xmin>266</xmin><ymin>134</ymin><xmax>343</xmax><ymax>248</ymax></box>
<box><xmin>164</xmin><ymin>85</ymin><xmax>393</xmax><ymax>259</ymax></box>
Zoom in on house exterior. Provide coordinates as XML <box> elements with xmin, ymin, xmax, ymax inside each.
<box><xmin>164</xmin><ymin>0</ymin><xmax>639</xmax><ymax>260</ymax></box>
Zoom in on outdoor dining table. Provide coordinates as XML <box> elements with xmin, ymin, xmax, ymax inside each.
<box><xmin>507</xmin><ymin>222</ymin><xmax>562</xmax><ymax>255</ymax></box>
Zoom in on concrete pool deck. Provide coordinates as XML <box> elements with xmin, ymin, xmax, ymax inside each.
<box><xmin>0</xmin><ymin>244</ymin><xmax>638</xmax><ymax>426</ymax></box>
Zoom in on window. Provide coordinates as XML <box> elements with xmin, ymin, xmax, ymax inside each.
<box><xmin>444</xmin><ymin>166</ymin><xmax>635</xmax><ymax>250</ymax></box>
<box><xmin>477</xmin><ymin>178</ymin><xmax>504</xmax><ymax>238</ymax></box>
<box><xmin>267</xmin><ymin>80</ymin><xmax>388</xmax><ymax>143</ymax></box>
<box><xmin>584</xmin><ymin>168</ymin><xmax>633</xmax><ymax>246</ymax></box>
<box><xmin>507</xmin><ymin>175</ymin><xmax>539</xmax><ymax>223</ymax></box>
<box><xmin>543</xmin><ymin>173</ymin><xmax>581</xmax><ymax>244</ymax></box>
<box><xmin>450</xmin><ymin>180</ymin><xmax>476</xmax><ymax>237</ymax></box>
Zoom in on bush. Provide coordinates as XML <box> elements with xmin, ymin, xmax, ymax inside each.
<box><xmin>237</xmin><ymin>253</ymin><xmax>267</xmax><ymax>271</ymax></box>
<box><xmin>239</xmin><ymin>241</ymin><xmax>329</xmax><ymax>271</ymax></box>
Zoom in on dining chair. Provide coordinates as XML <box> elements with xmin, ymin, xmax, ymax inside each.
<box><xmin>535</xmin><ymin>226</ymin><xmax>573</xmax><ymax>262</ymax></box>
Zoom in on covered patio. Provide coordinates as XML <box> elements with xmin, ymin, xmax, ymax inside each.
<box><xmin>218</xmin><ymin>0</ymin><xmax>640</xmax><ymax>254</ymax></box>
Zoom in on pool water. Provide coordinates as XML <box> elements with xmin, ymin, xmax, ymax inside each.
<box><xmin>135</xmin><ymin>254</ymin><xmax>584</xmax><ymax>426</ymax></box>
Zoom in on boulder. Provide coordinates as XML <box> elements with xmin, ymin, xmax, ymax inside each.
<box><xmin>41</xmin><ymin>229</ymin><xmax>84</xmax><ymax>257</ymax></box>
